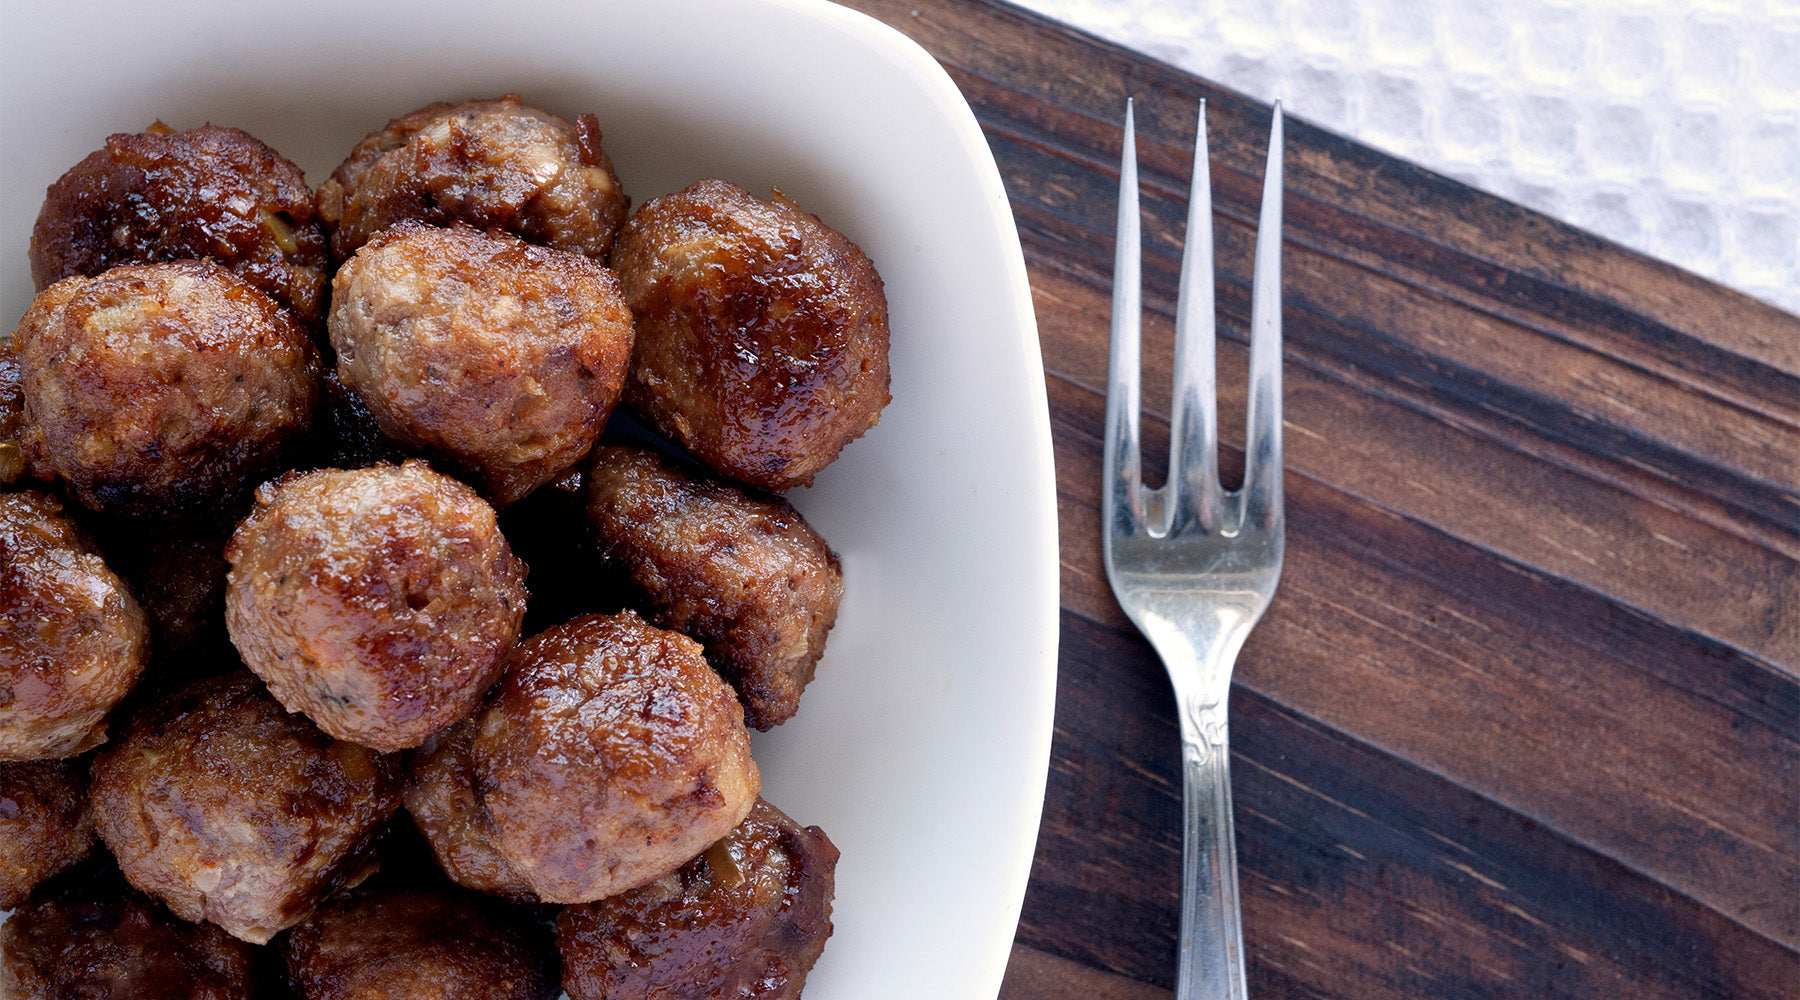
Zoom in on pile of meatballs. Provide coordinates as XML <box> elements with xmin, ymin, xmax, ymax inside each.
<box><xmin>1</xmin><ymin>94</ymin><xmax>890</xmax><ymax>999</ymax></box>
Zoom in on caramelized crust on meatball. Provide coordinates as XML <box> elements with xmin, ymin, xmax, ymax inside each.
<box><xmin>586</xmin><ymin>444</ymin><xmax>842</xmax><ymax>729</ymax></box>
<box><xmin>1</xmin><ymin>339</ymin><xmax>26</xmax><ymax>484</ymax></box>
<box><xmin>14</xmin><ymin>261</ymin><xmax>321</xmax><ymax>516</ymax></box>
<box><xmin>557</xmin><ymin>799</ymin><xmax>839</xmax><ymax>1000</ymax></box>
<box><xmin>89</xmin><ymin>672</ymin><xmax>401</xmax><ymax>944</ymax></box>
<box><xmin>1</xmin><ymin>874</ymin><xmax>256</xmax><ymax>1000</ymax></box>
<box><xmin>225</xmin><ymin>461</ymin><xmax>527</xmax><ymax>751</ymax></box>
<box><xmin>476</xmin><ymin>611</ymin><xmax>760</xmax><ymax>904</ymax></box>
<box><xmin>0</xmin><ymin>759</ymin><xmax>95</xmax><ymax>908</ymax></box>
<box><xmin>317</xmin><ymin>95</ymin><xmax>628</xmax><ymax>262</ymax></box>
<box><xmin>402</xmin><ymin>717</ymin><xmax>537</xmax><ymax>900</ymax></box>
<box><xmin>613</xmin><ymin>179</ymin><xmax>890</xmax><ymax>491</ymax></box>
<box><xmin>283</xmin><ymin>884</ymin><xmax>559</xmax><ymax>1000</ymax></box>
<box><xmin>1</xmin><ymin>491</ymin><xmax>148</xmax><ymax>760</ymax></box>
<box><xmin>331</xmin><ymin>224</ymin><xmax>635</xmax><ymax>505</ymax></box>
<box><xmin>29</xmin><ymin>122</ymin><xmax>330</xmax><ymax>326</ymax></box>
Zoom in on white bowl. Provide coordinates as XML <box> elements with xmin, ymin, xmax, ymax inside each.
<box><xmin>0</xmin><ymin>1</ymin><xmax>1059</xmax><ymax>996</ymax></box>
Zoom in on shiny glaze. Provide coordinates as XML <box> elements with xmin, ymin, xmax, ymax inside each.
<box><xmin>475</xmin><ymin>611</ymin><xmax>759</xmax><ymax>904</ymax></box>
<box><xmin>613</xmin><ymin>179</ymin><xmax>890</xmax><ymax>491</ymax></box>
<box><xmin>225</xmin><ymin>461</ymin><xmax>526</xmax><ymax>751</ymax></box>
<box><xmin>29</xmin><ymin>122</ymin><xmax>329</xmax><ymax>326</ymax></box>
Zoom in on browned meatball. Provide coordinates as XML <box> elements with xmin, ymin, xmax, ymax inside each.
<box><xmin>13</xmin><ymin>261</ymin><xmax>321</xmax><ymax>517</ymax></box>
<box><xmin>225</xmin><ymin>462</ymin><xmax>527</xmax><ymax>751</ymax></box>
<box><xmin>283</xmin><ymin>884</ymin><xmax>558</xmax><ymax>1000</ymax></box>
<box><xmin>89</xmin><ymin>672</ymin><xmax>401</xmax><ymax>943</ymax></box>
<box><xmin>402</xmin><ymin>717</ymin><xmax>536</xmax><ymax>900</ymax></box>
<box><xmin>613</xmin><ymin>179</ymin><xmax>890</xmax><ymax>491</ymax></box>
<box><xmin>475</xmin><ymin>611</ymin><xmax>759</xmax><ymax>904</ymax></box>
<box><xmin>586</xmin><ymin>444</ymin><xmax>842</xmax><ymax>729</ymax></box>
<box><xmin>317</xmin><ymin>95</ymin><xmax>628</xmax><ymax>263</ymax></box>
<box><xmin>557</xmin><ymin>799</ymin><xmax>839</xmax><ymax>1000</ymax></box>
<box><xmin>0</xmin><ymin>759</ymin><xmax>94</xmax><ymax>908</ymax></box>
<box><xmin>0</xmin><ymin>491</ymin><xmax>148</xmax><ymax>760</ymax></box>
<box><xmin>0</xmin><ymin>338</ymin><xmax>26</xmax><ymax>484</ymax></box>
<box><xmin>29</xmin><ymin>122</ymin><xmax>330</xmax><ymax>326</ymax></box>
<box><xmin>330</xmin><ymin>224</ymin><xmax>635</xmax><ymax>505</ymax></box>
<box><xmin>0</xmin><ymin>875</ymin><xmax>257</xmax><ymax>999</ymax></box>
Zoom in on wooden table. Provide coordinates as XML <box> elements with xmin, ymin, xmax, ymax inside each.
<box><xmin>841</xmin><ymin>2</ymin><xmax>1800</xmax><ymax>997</ymax></box>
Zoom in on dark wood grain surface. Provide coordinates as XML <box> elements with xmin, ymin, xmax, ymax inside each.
<box><xmin>838</xmin><ymin>2</ymin><xmax>1800</xmax><ymax>997</ymax></box>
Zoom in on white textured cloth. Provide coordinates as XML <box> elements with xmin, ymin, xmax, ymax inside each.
<box><xmin>1012</xmin><ymin>0</ymin><xmax>1800</xmax><ymax>316</ymax></box>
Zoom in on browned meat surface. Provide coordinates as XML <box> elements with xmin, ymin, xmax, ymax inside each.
<box><xmin>0</xmin><ymin>339</ymin><xmax>27</xmax><ymax>484</ymax></box>
<box><xmin>316</xmin><ymin>95</ymin><xmax>628</xmax><ymax>263</ymax></box>
<box><xmin>557</xmin><ymin>798</ymin><xmax>839</xmax><ymax>1000</ymax></box>
<box><xmin>586</xmin><ymin>444</ymin><xmax>842</xmax><ymax>729</ymax></box>
<box><xmin>330</xmin><ymin>224</ymin><xmax>634</xmax><ymax>505</ymax></box>
<box><xmin>0</xmin><ymin>759</ymin><xmax>94</xmax><ymax>907</ymax></box>
<box><xmin>612</xmin><ymin>179</ymin><xmax>890</xmax><ymax>491</ymax></box>
<box><xmin>283</xmin><ymin>884</ymin><xmax>558</xmax><ymax>1000</ymax></box>
<box><xmin>89</xmin><ymin>672</ymin><xmax>400</xmax><ymax>943</ymax></box>
<box><xmin>29</xmin><ymin>122</ymin><xmax>329</xmax><ymax>326</ymax></box>
<box><xmin>0</xmin><ymin>491</ymin><xmax>148</xmax><ymax>760</ymax></box>
<box><xmin>475</xmin><ymin>611</ymin><xmax>759</xmax><ymax>904</ymax></box>
<box><xmin>1</xmin><ymin>875</ymin><xmax>257</xmax><ymax>1000</ymax></box>
<box><xmin>224</xmin><ymin>461</ymin><xmax>526</xmax><ymax>751</ymax></box>
<box><xmin>13</xmin><ymin>261</ymin><xmax>320</xmax><ymax>517</ymax></box>
<box><xmin>402</xmin><ymin>716</ymin><xmax>537</xmax><ymax>900</ymax></box>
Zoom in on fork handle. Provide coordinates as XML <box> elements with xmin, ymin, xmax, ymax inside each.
<box><xmin>1177</xmin><ymin>701</ymin><xmax>1249</xmax><ymax>1000</ymax></box>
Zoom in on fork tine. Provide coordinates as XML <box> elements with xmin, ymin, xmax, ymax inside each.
<box><xmin>1167</xmin><ymin>100</ymin><xmax>1224</xmax><ymax>535</ymax></box>
<box><xmin>1104</xmin><ymin>98</ymin><xmax>1146</xmax><ymax>537</ymax></box>
<box><xmin>1242</xmin><ymin>102</ymin><xmax>1285</xmax><ymax>531</ymax></box>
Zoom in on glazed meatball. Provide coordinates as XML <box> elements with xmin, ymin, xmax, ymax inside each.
<box><xmin>283</xmin><ymin>884</ymin><xmax>559</xmax><ymax>1000</ymax></box>
<box><xmin>557</xmin><ymin>799</ymin><xmax>839</xmax><ymax>1000</ymax></box>
<box><xmin>402</xmin><ymin>717</ymin><xmax>537</xmax><ymax>900</ymax></box>
<box><xmin>613</xmin><ymin>179</ymin><xmax>890</xmax><ymax>491</ymax></box>
<box><xmin>1</xmin><ymin>338</ymin><xmax>26</xmax><ymax>484</ymax></box>
<box><xmin>89</xmin><ymin>672</ymin><xmax>401</xmax><ymax>943</ymax></box>
<box><xmin>225</xmin><ymin>462</ymin><xmax>527</xmax><ymax>751</ymax></box>
<box><xmin>0</xmin><ymin>491</ymin><xmax>148</xmax><ymax>760</ymax></box>
<box><xmin>13</xmin><ymin>261</ymin><xmax>321</xmax><ymax>517</ymax></box>
<box><xmin>476</xmin><ymin>611</ymin><xmax>760</xmax><ymax>904</ymax></box>
<box><xmin>0</xmin><ymin>759</ymin><xmax>95</xmax><ymax>908</ymax></box>
<box><xmin>29</xmin><ymin>122</ymin><xmax>330</xmax><ymax>325</ymax></box>
<box><xmin>586</xmin><ymin>444</ymin><xmax>842</xmax><ymax>729</ymax></box>
<box><xmin>330</xmin><ymin>224</ymin><xmax>635</xmax><ymax>505</ymax></box>
<box><xmin>316</xmin><ymin>95</ymin><xmax>628</xmax><ymax>262</ymax></box>
<box><xmin>1</xmin><ymin>876</ymin><xmax>256</xmax><ymax>999</ymax></box>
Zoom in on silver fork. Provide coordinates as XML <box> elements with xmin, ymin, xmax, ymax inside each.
<box><xmin>1102</xmin><ymin>98</ymin><xmax>1285</xmax><ymax>1000</ymax></box>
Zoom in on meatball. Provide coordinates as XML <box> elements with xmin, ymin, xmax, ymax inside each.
<box><xmin>330</xmin><ymin>224</ymin><xmax>634</xmax><ymax>505</ymax></box>
<box><xmin>283</xmin><ymin>884</ymin><xmax>558</xmax><ymax>1000</ymax></box>
<box><xmin>0</xmin><ymin>759</ymin><xmax>95</xmax><ymax>908</ymax></box>
<box><xmin>557</xmin><ymin>799</ymin><xmax>839</xmax><ymax>1000</ymax></box>
<box><xmin>0</xmin><ymin>876</ymin><xmax>256</xmax><ymax>1000</ymax></box>
<box><xmin>1</xmin><ymin>338</ymin><xmax>27</xmax><ymax>484</ymax></box>
<box><xmin>586</xmin><ymin>444</ymin><xmax>842</xmax><ymax>729</ymax></box>
<box><xmin>13</xmin><ymin>261</ymin><xmax>321</xmax><ymax>517</ymax></box>
<box><xmin>476</xmin><ymin>611</ymin><xmax>760</xmax><ymax>904</ymax></box>
<box><xmin>29</xmin><ymin>122</ymin><xmax>330</xmax><ymax>326</ymax></box>
<box><xmin>0</xmin><ymin>491</ymin><xmax>148</xmax><ymax>760</ymax></box>
<box><xmin>612</xmin><ymin>179</ymin><xmax>890</xmax><ymax>491</ymax></box>
<box><xmin>402</xmin><ymin>717</ymin><xmax>536</xmax><ymax>900</ymax></box>
<box><xmin>89</xmin><ymin>672</ymin><xmax>401</xmax><ymax>943</ymax></box>
<box><xmin>225</xmin><ymin>461</ymin><xmax>527</xmax><ymax>751</ymax></box>
<box><xmin>316</xmin><ymin>95</ymin><xmax>628</xmax><ymax>262</ymax></box>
